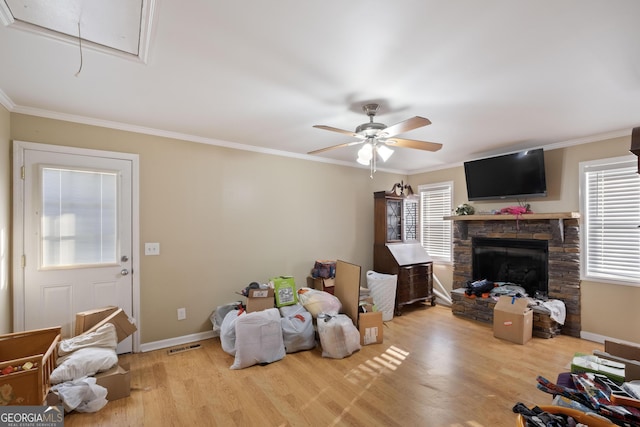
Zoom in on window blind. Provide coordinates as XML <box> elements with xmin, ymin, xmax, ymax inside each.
<box><xmin>583</xmin><ymin>159</ymin><xmax>640</xmax><ymax>283</ymax></box>
<box><xmin>419</xmin><ymin>182</ymin><xmax>453</xmax><ymax>262</ymax></box>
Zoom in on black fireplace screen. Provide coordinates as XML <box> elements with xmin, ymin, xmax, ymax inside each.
<box><xmin>472</xmin><ymin>237</ymin><xmax>549</xmax><ymax>296</ymax></box>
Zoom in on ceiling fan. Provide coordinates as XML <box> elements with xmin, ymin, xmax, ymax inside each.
<box><xmin>309</xmin><ymin>103</ymin><xmax>442</xmax><ymax>175</ymax></box>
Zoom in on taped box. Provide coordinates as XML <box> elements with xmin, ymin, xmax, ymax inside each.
<box><xmin>359</xmin><ymin>311</ymin><xmax>383</xmax><ymax>345</ymax></box>
<box><xmin>493</xmin><ymin>296</ymin><xmax>532</xmax><ymax>345</ymax></box>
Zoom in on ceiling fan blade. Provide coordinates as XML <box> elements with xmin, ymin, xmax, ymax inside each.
<box><xmin>308</xmin><ymin>140</ymin><xmax>364</xmax><ymax>155</ymax></box>
<box><xmin>313</xmin><ymin>125</ymin><xmax>361</xmax><ymax>138</ymax></box>
<box><xmin>380</xmin><ymin>116</ymin><xmax>431</xmax><ymax>137</ymax></box>
<box><xmin>383</xmin><ymin>137</ymin><xmax>443</xmax><ymax>152</ymax></box>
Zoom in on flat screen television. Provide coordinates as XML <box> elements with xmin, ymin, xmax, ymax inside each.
<box><xmin>463</xmin><ymin>148</ymin><xmax>547</xmax><ymax>201</ymax></box>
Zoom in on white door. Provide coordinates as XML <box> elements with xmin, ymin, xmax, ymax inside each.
<box><xmin>13</xmin><ymin>141</ymin><xmax>139</xmax><ymax>354</ymax></box>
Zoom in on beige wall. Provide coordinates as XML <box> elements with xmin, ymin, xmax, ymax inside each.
<box><xmin>9</xmin><ymin>113</ymin><xmax>405</xmax><ymax>344</ymax></box>
<box><xmin>0</xmin><ymin>106</ymin><xmax>10</xmax><ymax>334</ymax></box>
<box><xmin>411</xmin><ymin>136</ymin><xmax>640</xmax><ymax>344</ymax></box>
<box><xmin>7</xmin><ymin>112</ymin><xmax>638</xmax><ymax>345</ymax></box>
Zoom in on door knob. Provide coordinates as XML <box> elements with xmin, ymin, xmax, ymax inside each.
<box><xmin>121</xmin><ymin>269</ymin><xmax>129</xmax><ymax>276</ymax></box>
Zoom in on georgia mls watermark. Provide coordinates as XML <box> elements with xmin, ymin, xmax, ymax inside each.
<box><xmin>0</xmin><ymin>406</ymin><xmax>64</xmax><ymax>427</ymax></box>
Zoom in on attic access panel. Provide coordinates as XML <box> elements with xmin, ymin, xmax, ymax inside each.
<box><xmin>1</xmin><ymin>0</ymin><xmax>151</xmax><ymax>58</ymax></box>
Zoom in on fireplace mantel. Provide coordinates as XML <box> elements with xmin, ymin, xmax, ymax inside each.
<box><xmin>444</xmin><ymin>212</ymin><xmax>580</xmax><ymax>241</ymax></box>
<box><xmin>444</xmin><ymin>212</ymin><xmax>580</xmax><ymax>221</ymax></box>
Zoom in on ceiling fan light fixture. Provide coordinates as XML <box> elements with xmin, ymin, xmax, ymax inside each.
<box><xmin>357</xmin><ymin>143</ymin><xmax>373</xmax><ymax>165</ymax></box>
<box><xmin>310</xmin><ymin>103</ymin><xmax>441</xmax><ymax>176</ymax></box>
<box><xmin>377</xmin><ymin>144</ymin><xmax>394</xmax><ymax>162</ymax></box>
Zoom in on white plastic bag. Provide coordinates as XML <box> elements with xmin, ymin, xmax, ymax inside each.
<box><xmin>231</xmin><ymin>308</ymin><xmax>285</xmax><ymax>369</ymax></box>
<box><xmin>50</xmin><ymin>376</ymin><xmax>108</xmax><ymax>413</ymax></box>
<box><xmin>366</xmin><ymin>270</ymin><xmax>398</xmax><ymax>321</ymax></box>
<box><xmin>220</xmin><ymin>309</ymin><xmax>244</xmax><ymax>356</ymax></box>
<box><xmin>297</xmin><ymin>288</ymin><xmax>341</xmax><ymax>318</ymax></box>
<box><xmin>210</xmin><ymin>302</ymin><xmax>242</xmax><ymax>337</ymax></box>
<box><xmin>317</xmin><ymin>314</ymin><xmax>361</xmax><ymax>359</ymax></box>
<box><xmin>281</xmin><ymin>310</ymin><xmax>315</xmax><ymax>353</ymax></box>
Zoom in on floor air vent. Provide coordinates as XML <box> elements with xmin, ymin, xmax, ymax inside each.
<box><xmin>167</xmin><ymin>343</ymin><xmax>202</xmax><ymax>355</ymax></box>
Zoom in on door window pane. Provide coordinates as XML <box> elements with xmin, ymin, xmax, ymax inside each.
<box><xmin>41</xmin><ymin>167</ymin><xmax>118</xmax><ymax>267</ymax></box>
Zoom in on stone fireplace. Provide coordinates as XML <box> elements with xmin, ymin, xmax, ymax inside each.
<box><xmin>449</xmin><ymin>213</ymin><xmax>581</xmax><ymax>337</ymax></box>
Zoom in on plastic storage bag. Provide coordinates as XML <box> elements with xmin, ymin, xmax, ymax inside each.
<box><xmin>366</xmin><ymin>271</ymin><xmax>398</xmax><ymax>321</ymax></box>
<box><xmin>50</xmin><ymin>377</ymin><xmax>108</xmax><ymax>413</ymax></box>
<box><xmin>220</xmin><ymin>309</ymin><xmax>244</xmax><ymax>356</ymax></box>
<box><xmin>297</xmin><ymin>288</ymin><xmax>341</xmax><ymax>318</ymax></box>
<box><xmin>316</xmin><ymin>314</ymin><xmax>361</xmax><ymax>359</ymax></box>
<box><xmin>231</xmin><ymin>308</ymin><xmax>286</xmax><ymax>369</ymax></box>
<box><xmin>281</xmin><ymin>308</ymin><xmax>316</xmax><ymax>353</ymax></box>
<box><xmin>210</xmin><ymin>302</ymin><xmax>242</xmax><ymax>337</ymax></box>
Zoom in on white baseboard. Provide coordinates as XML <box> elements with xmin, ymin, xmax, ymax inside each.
<box><xmin>139</xmin><ymin>330</ymin><xmax>216</xmax><ymax>353</ymax></box>
<box><xmin>580</xmin><ymin>331</ymin><xmax>640</xmax><ymax>347</ymax></box>
<box><xmin>580</xmin><ymin>331</ymin><xmax>606</xmax><ymax>344</ymax></box>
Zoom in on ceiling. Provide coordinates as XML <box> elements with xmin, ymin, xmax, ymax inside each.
<box><xmin>1</xmin><ymin>1</ymin><xmax>639</xmax><ymax>174</ymax></box>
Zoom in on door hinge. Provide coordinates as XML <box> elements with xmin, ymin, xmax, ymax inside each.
<box><xmin>21</xmin><ymin>166</ymin><xmax>25</xmax><ymax>180</ymax></box>
<box><xmin>21</xmin><ymin>255</ymin><xmax>26</xmax><ymax>268</ymax></box>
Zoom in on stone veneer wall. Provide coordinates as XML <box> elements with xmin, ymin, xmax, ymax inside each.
<box><xmin>451</xmin><ymin>217</ymin><xmax>581</xmax><ymax>337</ymax></box>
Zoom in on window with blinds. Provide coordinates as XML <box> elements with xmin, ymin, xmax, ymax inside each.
<box><xmin>580</xmin><ymin>156</ymin><xmax>640</xmax><ymax>284</ymax></box>
<box><xmin>41</xmin><ymin>167</ymin><xmax>118</xmax><ymax>268</ymax></box>
<box><xmin>419</xmin><ymin>182</ymin><xmax>453</xmax><ymax>262</ymax></box>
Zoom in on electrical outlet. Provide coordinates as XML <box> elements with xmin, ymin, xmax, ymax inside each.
<box><xmin>145</xmin><ymin>242</ymin><xmax>160</xmax><ymax>256</ymax></box>
<box><xmin>177</xmin><ymin>307</ymin><xmax>186</xmax><ymax>320</ymax></box>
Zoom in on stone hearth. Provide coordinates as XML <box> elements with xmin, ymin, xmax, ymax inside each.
<box><xmin>447</xmin><ymin>213</ymin><xmax>581</xmax><ymax>337</ymax></box>
<box><xmin>450</xmin><ymin>289</ymin><xmax>562</xmax><ymax>338</ymax></box>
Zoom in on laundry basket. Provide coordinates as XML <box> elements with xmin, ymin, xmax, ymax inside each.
<box><xmin>366</xmin><ymin>271</ymin><xmax>397</xmax><ymax>321</ymax></box>
<box><xmin>515</xmin><ymin>406</ymin><xmax>616</xmax><ymax>427</ymax></box>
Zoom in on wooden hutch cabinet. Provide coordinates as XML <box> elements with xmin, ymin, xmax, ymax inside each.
<box><xmin>373</xmin><ymin>185</ymin><xmax>435</xmax><ymax>315</ymax></box>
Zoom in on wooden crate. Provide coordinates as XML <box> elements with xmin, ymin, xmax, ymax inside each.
<box><xmin>0</xmin><ymin>326</ymin><xmax>61</xmax><ymax>405</ymax></box>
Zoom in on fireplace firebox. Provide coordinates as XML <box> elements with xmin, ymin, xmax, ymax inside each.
<box><xmin>472</xmin><ymin>237</ymin><xmax>548</xmax><ymax>297</ymax></box>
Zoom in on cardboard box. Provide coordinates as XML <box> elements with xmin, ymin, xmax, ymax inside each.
<box><xmin>359</xmin><ymin>311</ymin><xmax>383</xmax><ymax>345</ymax></box>
<box><xmin>307</xmin><ymin>276</ymin><xmax>335</xmax><ymax>295</ymax></box>
<box><xmin>593</xmin><ymin>341</ymin><xmax>640</xmax><ymax>381</ymax></box>
<box><xmin>246</xmin><ymin>288</ymin><xmax>275</xmax><ymax>312</ymax></box>
<box><xmin>493</xmin><ymin>296</ymin><xmax>532</xmax><ymax>345</ymax></box>
<box><xmin>75</xmin><ymin>306</ymin><xmax>119</xmax><ymax>336</ymax></box>
<box><xmin>78</xmin><ymin>307</ymin><xmax>137</xmax><ymax>343</ymax></box>
<box><xmin>95</xmin><ymin>363</ymin><xmax>131</xmax><ymax>401</ymax></box>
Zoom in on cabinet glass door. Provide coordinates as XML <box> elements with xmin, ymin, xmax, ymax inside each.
<box><xmin>403</xmin><ymin>198</ymin><xmax>419</xmax><ymax>241</ymax></box>
<box><xmin>386</xmin><ymin>199</ymin><xmax>402</xmax><ymax>241</ymax></box>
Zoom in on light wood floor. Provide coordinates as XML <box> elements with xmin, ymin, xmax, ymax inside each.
<box><xmin>64</xmin><ymin>304</ymin><xmax>603</xmax><ymax>427</ymax></box>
